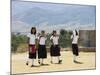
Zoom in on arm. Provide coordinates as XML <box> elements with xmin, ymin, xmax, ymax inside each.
<box><xmin>71</xmin><ymin>35</ymin><xmax>73</xmax><ymax>39</ymax></box>
<box><xmin>50</xmin><ymin>36</ymin><xmax>54</xmax><ymax>45</ymax></box>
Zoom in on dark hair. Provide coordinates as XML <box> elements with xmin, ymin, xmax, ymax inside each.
<box><xmin>75</xmin><ymin>30</ymin><xmax>78</xmax><ymax>36</ymax></box>
<box><xmin>41</xmin><ymin>30</ymin><xmax>45</xmax><ymax>34</ymax></box>
<box><xmin>52</xmin><ymin>30</ymin><xmax>56</xmax><ymax>35</ymax></box>
<box><xmin>31</xmin><ymin>27</ymin><xmax>36</xmax><ymax>35</ymax></box>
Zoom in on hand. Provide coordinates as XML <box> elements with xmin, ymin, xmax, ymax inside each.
<box><xmin>35</xmin><ymin>45</ymin><xmax>37</xmax><ymax>50</ymax></box>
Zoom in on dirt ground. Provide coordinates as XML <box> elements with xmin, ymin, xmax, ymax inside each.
<box><xmin>11</xmin><ymin>51</ymin><xmax>96</xmax><ymax>74</ymax></box>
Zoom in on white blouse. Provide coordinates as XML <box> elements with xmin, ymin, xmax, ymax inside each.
<box><xmin>50</xmin><ymin>36</ymin><xmax>59</xmax><ymax>45</ymax></box>
<box><xmin>27</xmin><ymin>33</ymin><xmax>36</xmax><ymax>45</ymax></box>
<box><xmin>38</xmin><ymin>36</ymin><xmax>47</xmax><ymax>45</ymax></box>
<box><xmin>71</xmin><ymin>35</ymin><xmax>79</xmax><ymax>44</ymax></box>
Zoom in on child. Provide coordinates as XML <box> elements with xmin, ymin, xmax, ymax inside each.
<box><xmin>50</xmin><ymin>30</ymin><xmax>62</xmax><ymax>64</ymax></box>
<box><xmin>71</xmin><ymin>30</ymin><xmax>79</xmax><ymax>63</ymax></box>
<box><xmin>38</xmin><ymin>30</ymin><xmax>47</xmax><ymax>65</ymax></box>
<box><xmin>26</xmin><ymin>27</ymin><xmax>37</xmax><ymax>67</ymax></box>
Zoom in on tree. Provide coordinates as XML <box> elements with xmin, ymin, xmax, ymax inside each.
<box><xmin>11</xmin><ymin>33</ymin><xmax>28</xmax><ymax>53</ymax></box>
<box><xmin>59</xmin><ymin>29</ymin><xmax>72</xmax><ymax>48</ymax></box>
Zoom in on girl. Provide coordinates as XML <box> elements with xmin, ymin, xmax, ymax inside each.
<box><xmin>38</xmin><ymin>30</ymin><xmax>47</xmax><ymax>65</ymax></box>
<box><xmin>26</xmin><ymin>27</ymin><xmax>37</xmax><ymax>67</ymax></box>
<box><xmin>71</xmin><ymin>30</ymin><xmax>79</xmax><ymax>63</ymax></box>
<box><xmin>50</xmin><ymin>30</ymin><xmax>62</xmax><ymax>64</ymax></box>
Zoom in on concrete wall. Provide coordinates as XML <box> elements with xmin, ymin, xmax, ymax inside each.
<box><xmin>79</xmin><ymin>30</ymin><xmax>96</xmax><ymax>47</ymax></box>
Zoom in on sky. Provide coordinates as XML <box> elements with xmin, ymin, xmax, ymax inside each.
<box><xmin>12</xmin><ymin>0</ymin><xmax>96</xmax><ymax>33</ymax></box>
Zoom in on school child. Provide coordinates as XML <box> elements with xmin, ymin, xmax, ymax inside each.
<box><xmin>50</xmin><ymin>30</ymin><xmax>62</xmax><ymax>64</ymax></box>
<box><xmin>38</xmin><ymin>30</ymin><xmax>47</xmax><ymax>65</ymax></box>
<box><xmin>71</xmin><ymin>30</ymin><xmax>79</xmax><ymax>63</ymax></box>
<box><xmin>26</xmin><ymin>27</ymin><xmax>37</xmax><ymax>67</ymax></box>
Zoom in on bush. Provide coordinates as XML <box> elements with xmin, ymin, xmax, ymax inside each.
<box><xmin>11</xmin><ymin>33</ymin><xmax>28</xmax><ymax>53</ymax></box>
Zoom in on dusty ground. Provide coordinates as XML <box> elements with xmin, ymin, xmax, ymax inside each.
<box><xmin>11</xmin><ymin>51</ymin><xmax>96</xmax><ymax>74</ymax></box>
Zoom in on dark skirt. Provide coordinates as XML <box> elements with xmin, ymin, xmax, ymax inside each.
<box><xmin>72</xmin><ymin>44</ymin><xmax>79</xmax><ymax>56</ymax></box>
<box><xmin>28</xmin><ymin>45</ymin><xmax>36</xmax><ymax>59</ymax></box>
<box><xmin>38</xmin><ymin>45</ymin><xmax>47</xmax><ymax>59</ymax></box>
<box><xmin>50</xmin><ymin>45</ymin><xmax>60</xmax><ymax>56</ymax></box>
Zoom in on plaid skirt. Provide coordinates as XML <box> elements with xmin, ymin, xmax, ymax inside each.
<box><xmin>28</xmin><ymin>44</ymin><xmax>36</xmax><ymax>59</ymax></box>
<box><xmin>38</xmin><ymin>45</ymin><xmax>47</xmax><ymax>59</ymax></box>
<box><xmin>50</xmin><ymin>45</ymin><xmax>60</xmax><ymax>56</ymax></box>
<box><xmin>72</xmin><ymin>44</ymin><xmax>79</xmax><ymax>56</ymax></box>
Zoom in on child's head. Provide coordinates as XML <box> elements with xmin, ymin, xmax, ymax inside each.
<box><xmin>52</xmin><ymin>30</ymin><xmax>57</xmax><ymax>36</ymax></box>
<box><xmin>31</xmin><ymin>27</ymin><xmax>36</xmax><ymax>35</ymax></box>
<box><xmin>41</xmin><ymin>30</ymin><xmax>45</xmax><ymax>36</ymax></box>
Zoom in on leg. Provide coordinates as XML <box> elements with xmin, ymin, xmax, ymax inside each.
<box><xmin>31</xmin><ymin>59</ymin><xmax>34</xmax><ymax>67</ymax></box>
<box><xmin>38</xmin><ymin>59</ymin><xmax>40</xmax><ymax>64</ymax></box>
<box><xmin>41</xmin><ymin>59</ymin><xmax>43</xmax><ymax>64</ymax></box>
<box><xmin>51</xmin><ymin>56</ymin><xmax>53</xmax><ymax>64</ymax></box>
<box><xmin>73</xmin><ymin>55</ymin><xmax>77</xmax><ymax>62</ymax></box>
<box><xmin>26</xmin><ymin>58</ymin><xmax>30</xmax><ymax>65</ymax></box>
<box><xmin>58</xmin><ymin>56</ymin><xmax>62</xmax><ymax>64</ymax></box>
<box><xmin>26</xmin><ymin>52</ymin><xmax>30</xmax><ymax>65</ymax></box>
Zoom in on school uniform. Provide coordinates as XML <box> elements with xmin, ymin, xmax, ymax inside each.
<box><xmin>27</xmin><ymin>33</ymin><xmax>36</xmax><ymax>59</ymax></box>
<box><xmin>50</xmin><ymin>36</ymin><xmax>60</xmax><ymax>56</ymax></box>
<box><xmin>71</xmin><ymin>34</ymin><xmax>79</xmax><ymax>56</ymax></box>
<box><xmin>38</xmin><ymin>36</ymin><xmax>47</xmax><ymax>59</ymax></box>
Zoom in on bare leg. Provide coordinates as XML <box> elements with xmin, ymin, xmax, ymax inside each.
<box><xmin>26</xmin><ymin>58</ymin><xmax>30</xmax><ymax>65</ymax></box>
<box><xmin>58</xmin><ymin>56</ymin><xmax>62</xmax><ymax>64</ymax></box>
<box><xmin>51</xmin><ymin>57</ymin><xmax>53</xmax><ymax>63</ymax></box>
<box><xmin>31</xmin><ymin>59</ymin><xmax>34</xmax><ymax>67</ymax></box>
<box><xmin>73</xmin><ymin>55</ymin><xmax>77</xmax><ymax>62</ymax></box>
<box><xmin>38</xmin><ymin>59</ymin><xmax>40</xmax><ymax>64</ymax></box>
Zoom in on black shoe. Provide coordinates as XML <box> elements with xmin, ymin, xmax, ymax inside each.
<box><xmin>58</xmin><ymin>60</ymin><xmax>62</xmax><ymax>64</ymax></box>
<box><xmin>26</xmin><ymin>62</ymin><xmax>28</xmax><ymax>65</ymax></box>
<box><xmin>31</xmin><ymin>65</ymin><xmax>34</xmax><ymax>67</ymax></box>
<box><xmin>38</xmin><ymin>60</ymin><xmax>40</xmax><ymax>64</ymax></box>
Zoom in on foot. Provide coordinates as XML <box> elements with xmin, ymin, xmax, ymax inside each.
<box><xmin>73</xmin><ymin>60</ymin><xmax>80</xmax><ymax>63</ymax></box>
<box><xmin>73</xmin><ymin>60</ymin><xmax>83</xmax><ymax>64</ymax></box>
<box><xmin>31</xmin><ymin>65</ymin><xmax>34</xmax><ymax>67</ymax></box>
<box><xmin>26</xmin><ymin>62</ymin><xmax>28</xmax><ymax>65</ymax></box>
<box><xmin>38</xmin><ymin>60</ymin><xmax>40</xmax><ymax>64</ymax></box>
<box><xmin>58</xmin><ymin>60</ymin><xmax>62</xmax><ymax>64</ymax></box>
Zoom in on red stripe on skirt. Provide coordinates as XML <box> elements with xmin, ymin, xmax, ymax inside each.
<box><xmin>29</xmin><ymin>44</ymin><xmax>36</xmax><ymax>53</ymax></box>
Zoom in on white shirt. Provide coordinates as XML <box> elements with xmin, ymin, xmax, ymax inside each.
<box><xmin>50</xmin><ymin>36</ymin><xmax>59</xmax><ymax>45</ymax></box>
<box><xmin>38</xmin><ymin>36</ymin><xmax>47</xmax><ymax>45</ymax></box>
<box><xmin>71</xmin><ymin>35</ymin><xmax>79</xmax><ymax>44</ymax></box>
<box><xmin>27</xmin><ymin>33</ymin><xmax>36</xmax><ymax>45</ymax></box>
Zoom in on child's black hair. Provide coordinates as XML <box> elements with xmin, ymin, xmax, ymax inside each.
<box><xmin>52</xmin><ymin>30</ymin><xmax>56</xmax><ymax>36</ymax></box>
<box><xmin>41</xmin><ymin>30</ymin><xmax>45</xmax><ymax>34</ymax></box>
<box><xmin>31</xmin><ymin>27</ymin><xmax>36</xmax><ymax>35</ymax></box>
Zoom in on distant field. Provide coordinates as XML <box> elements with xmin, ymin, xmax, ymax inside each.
<box><xmin>11</xmin><ymin>51</ymin><xmax>96</xmax><ymax>74</ymax></box>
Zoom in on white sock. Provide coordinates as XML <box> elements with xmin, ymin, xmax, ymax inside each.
<box><xmin>32</xmin><ymin>59</ymin><xmax>34</xmax><ymax>65</ymax></box>
<box><xmin>26</xmin><ymin>58</ymin><xmax>30</xmax><ymax>63</ymax></box>
<box><xmin>41</xmin><ymin>59</ymin><xmax>43</xmax><ymax>64</ymax></box>
<box><xmin>73</xmin><ymin>55</ymin><xmax>76</xmax><ymax>61</ymax></box>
